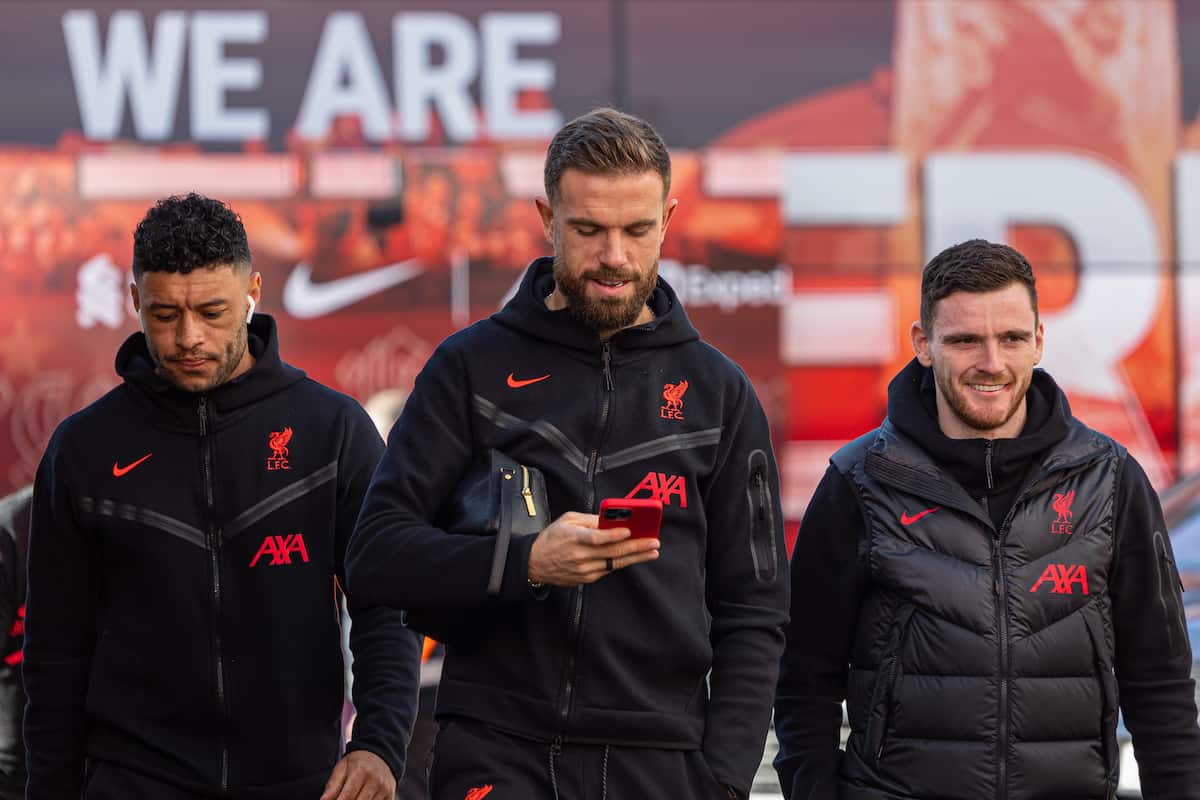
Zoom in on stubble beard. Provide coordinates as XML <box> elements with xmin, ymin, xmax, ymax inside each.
<box><xmin>150</xmin><ymin>324</ymin><xmax>248</xmax><ymax>393</ymax></box>
<box><xmin>936</xmin><ymin>367</ymin><xmax>1030</xmax><ymax>434</ymax></box>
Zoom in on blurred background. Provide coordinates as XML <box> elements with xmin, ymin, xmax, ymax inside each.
<box><xmin>3</xmin><ymin>1</ymin><xmax>1200</xmax><ymax>795</ymax></box>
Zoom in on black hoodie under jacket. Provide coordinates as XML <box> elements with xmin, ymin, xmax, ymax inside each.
<box><xmin>347</xmin><ymin>258</ymin><xmax>790</xmax><ymax>796</ymax></box>
<box><xmin>774</xmin><ymin>359</ymin><xmax>1200</xmax><ymax>800</ymax></box>
<box><xmin>24</xmin><ymin>315</ymin><xmax>421</xmax><ymax>799</ymax></box>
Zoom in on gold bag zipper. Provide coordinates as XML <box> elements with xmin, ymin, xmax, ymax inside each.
<box><xmin>521</xmin><ymin>465</ymin><xmax>537</xmax><ymax>516</ymax></box>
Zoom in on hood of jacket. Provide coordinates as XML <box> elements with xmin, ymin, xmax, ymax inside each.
<box><xmin>885</xmin><ymin>357</ymin><xmax>1072</xmax><ymax>497</ymax></box>
<box><xmin>114</xmin><ymin>314</ymin><xmax>306</xmax><ymax>429</ymax></box>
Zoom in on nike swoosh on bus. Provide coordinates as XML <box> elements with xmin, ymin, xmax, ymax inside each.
<box><xmin>281</xmin><ymin>260</ymin><xmax>424</xmax><ymax>319</ymax></box>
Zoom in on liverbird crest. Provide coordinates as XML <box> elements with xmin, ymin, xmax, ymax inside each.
<box><xmin>662</xmin><ymin>380</ymin><xmax>689</xmax><ymax>411</ymax></box>
<box><xmin>1052</xmin><ymin>490</ymin><xmax>1075</xmax><ymax>524</ymax></box>
<box><xmin>269</xmin><ymin>427</ymin><xmax>293</xmax><ymax>458</ymax></box>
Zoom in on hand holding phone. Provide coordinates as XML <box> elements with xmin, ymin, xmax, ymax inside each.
<box><xmin>598</xmin><ymin>498</ymin><xmax>663</xmax><ymax>539</ymax></box>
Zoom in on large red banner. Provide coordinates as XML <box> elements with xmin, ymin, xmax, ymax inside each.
<box><xmin>3</xmin><ymin>1</ymin><xmax>1200</xmax><ymax>521</ymax></box>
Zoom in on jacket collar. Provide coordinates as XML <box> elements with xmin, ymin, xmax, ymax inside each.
<box><xmin>115</xmin><ymin>314</ymin><xmax>305</xmax><ymax>425</ymax></box>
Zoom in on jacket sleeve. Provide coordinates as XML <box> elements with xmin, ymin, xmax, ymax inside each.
<box><xmin>774</xmin><ymin>463</ymin><xmax>867</xmax><ymax>800</ymax></box>
<box><xmin>699</xmin><ymin>376</ymin><xmax>790</xmax><ymax>796</ymax></box>
<box><xmin>336</xmin><ymin>404</ymin><xmax>423</xmax><ymax>782</ymax></box>
<box><xmin>1110</xmin><ymin>455</ymin><xmax>1200</xmax><ymax>799</ymax></box>
<box><xmin>347</xmin><ymin>343</ymin><xmax>537</xmax><ymax>613</ymax></box>
<box><xmin>23</xmin><ymin>430</ymin><xmax>97</xmax><ymax>799</ymax></box>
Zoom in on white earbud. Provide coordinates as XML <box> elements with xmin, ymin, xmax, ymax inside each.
<box><xmin>246</xmin><ymin>295</ymin><xmax>256</xmax><ymax>324</ymax></box>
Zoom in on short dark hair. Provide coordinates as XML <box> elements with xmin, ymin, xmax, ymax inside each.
<box><xmin>920</xmin><ymin>239</ymin><xmax>1038</xmax><ymax>331</ymax></box>
<box><xmin>543</xmin><ymin>107</ymin><xmax>671</xmax><ymax>203</ymax></box>
<box><xmin>132</xmin><ymin>192</ymin><xmax>251</xmax><ymax>279</ymax></box>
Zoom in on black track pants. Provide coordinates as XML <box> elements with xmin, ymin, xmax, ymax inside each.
<box><xmin>429</xmin><ymin>717</ymin><xmax>728</xmax><ymax>800</ymax></box>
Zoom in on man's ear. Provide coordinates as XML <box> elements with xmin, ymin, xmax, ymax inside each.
<box><xmin>130</xmin><ymin>282</ymin><xmax>141</xmax><ymax>314</ymax></box>
<box><xmin>911</xmin><ymin>320</ymin><xmax>933</xmax><ymax>367</ymax></box>
<box><xmin>534</xmin><ymin>196</ymin><xmax>555</xmax><ymax>245</ymax></box>
<box><xmin>659</xmin><ymin>197</ymin><xmax>679</xmax><ymax>242</ymax></box>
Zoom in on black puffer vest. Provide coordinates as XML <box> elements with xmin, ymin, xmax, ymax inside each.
<box><xmin>832</xmin><ymin>416</ymin><xmax>1125</xmax><ymax>800</ymax></box>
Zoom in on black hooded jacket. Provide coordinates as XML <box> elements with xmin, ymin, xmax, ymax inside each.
<box><xmin>347</xmin><ymin>258</ymin><xmax>790</xmax><ymax>795</ymax></box>
<box><xmin>0</xmin><ymin>486</ymin><xmax>30</xmax><ymax>800</ymax></box>
<box><xmin>775</xmin><ymin>359</ymin><xmax>1200</xmax><ymax>800</ymax></box>
<box><xmin>24</xmin><ymin>315</ymin><xmax>420</xmax><ymax>798</ymax></box>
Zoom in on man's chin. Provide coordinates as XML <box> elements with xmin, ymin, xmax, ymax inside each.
<box><xmin>159</xmin><ymin>367</ymin><xmax>218</xmax><ymax>393</ymax></box>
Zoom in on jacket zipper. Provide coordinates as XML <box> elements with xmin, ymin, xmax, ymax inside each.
<box><xmin>986</xmin><ymin>439</ymin><xmax>1007</xmax><ymax>800</ymax></box>
<box><xmin>199</xmin><ymin>398</ymin><xmax>229</xmax><ymax>791</ymax></box>
<box><xmin>521</xmin><ymin>465</ymin><xmax>537</xmax><ymax>517</ymax></box>
<box><xmin>754</xmin><ymin>468</ymin><xmax>768</xmax><ymax>522</ymax></box>
<box><xmin>558</xmin><ymin>342</ymin><xmax>614</xmax><ymax>727</ymax></box>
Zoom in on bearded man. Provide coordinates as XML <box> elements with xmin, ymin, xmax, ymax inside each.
<box><xmin>346</xmin><ymin>108</ymin><xmax>789</xmax><ymax>800</ymax></box>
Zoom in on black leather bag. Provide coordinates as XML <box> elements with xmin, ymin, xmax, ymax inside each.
<box><xmin>443</xmin><ymin>449</ymin><xmax>549</xmax><ymax>594</ymax></box>
<box><xmin>403</xmin><ymin>449</ymin><xmax>549</xmax><ymax>643</ymax></box>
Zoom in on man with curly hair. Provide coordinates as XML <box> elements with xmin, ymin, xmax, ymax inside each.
<box><xmin>23</xmin><ymin>193</ymin><xmax>420</xmax><ymax>799</ymax></box>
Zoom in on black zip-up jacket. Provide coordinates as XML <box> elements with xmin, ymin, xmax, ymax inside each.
<box><xmin>0</xmin><ymin>486</ymin><xmax>29</xmax><ymax>800</ymax></box>
<box><xmin>775</xmin><ymin>359</ymin><xmax>1200</xmax><ymax>799</ymax></box>
<box><xmin>347</xmin><ymin>257</ymin><xmax>790</xmax><ymax>795</ymax></box>
<box><xmin>24</xmin><ymin>315</ymin><xmax>420</xmax><ymax>799</ymax></box>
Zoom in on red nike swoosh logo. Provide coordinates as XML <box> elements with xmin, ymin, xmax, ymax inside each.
<box><xmin>507</xmin><ymin>372</ymin><xmax>550</xmax><ymax>388</ymax></box>
<box><xmin>900</xmin><ymin>506</ymin><xmax>940</xmax><ymax>526</ymax></box>
<box><xmin>112</xmin><ymin>453</ymin><xmax>153</xmax><ymax>477</ymax></box>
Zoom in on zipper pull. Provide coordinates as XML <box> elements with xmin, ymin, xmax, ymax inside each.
<box><xmin>601</xmin><ymin>343</ymin><xmax>613</xmax><ymax>391</ymax></box>
<box><xmin>755</xmin><ymin>469</ymin><xmax>767</xmax><ymax>520</ymax></box>
<box><xmin>521</xmin><ymin>465</ymin><xmax>537</xmax><ymax>517</ymax></box>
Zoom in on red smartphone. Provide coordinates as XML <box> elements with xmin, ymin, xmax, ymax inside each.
<box><xmin>598</xmin><ymin>498</ymin><xmax>663</xmax><ymax>539</ymax></box>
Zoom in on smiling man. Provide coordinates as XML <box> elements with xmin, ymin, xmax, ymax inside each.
<box><xmin>347</xmin><ymin>108</ymin><xmax>789</xmax><ymax>799</ymax></box>
<box><xmin>23</xmin><ymin>193</ymin><xmax>420</xmax><ymax>799</ymax></box>
<box><xmin>774</xmin><ymin>240</ymin><xmax>1200</xmax><ymax>799</ymax></box>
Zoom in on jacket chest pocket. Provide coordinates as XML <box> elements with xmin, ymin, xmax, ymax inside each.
<box><xmin>865</xmin><ymin>603</ymin><xmax>916</xmax><ymax>766</ymax></box>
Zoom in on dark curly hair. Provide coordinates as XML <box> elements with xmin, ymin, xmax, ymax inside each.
<box><xmin>920</xmin><ymin>239</ymin><xmax>1038</xmax><ymax>332</ymax></box>
<box><xmin>132</xmin><ymin>193</ymin><xmax>251</xmax><ymax>279</ymax></box>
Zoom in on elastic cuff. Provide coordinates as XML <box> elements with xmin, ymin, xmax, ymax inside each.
<box><xmin>498</xmin><ymin>533</ymin><xmax>546</xmax><ymax>602</ymax></box>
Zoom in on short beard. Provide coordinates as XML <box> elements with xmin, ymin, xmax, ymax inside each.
<box><xmin>149</xmin><ymin>323</ymin><xmax>248</xmax><ymax>392</ymax></box>
<box><xmin>936</xmin><ymin>368</ymin><xmax>1029</xmax><ymax>433</ymax></box>
<box><xmin>552</xmin><ymin>256</ymin><xmax>658</xmax><ymax>334</ymax></box>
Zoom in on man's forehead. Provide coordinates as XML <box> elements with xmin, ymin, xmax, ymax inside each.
<box><xmin>138</xmin><ymin>264</ymin><xmax>246</xmax><ymax>300</ymax></box>
<box><xmin>932</xmin><ymin>285</ymin><xmax>1037</xmax><ymax>325</ymax></box>
<box><xmin>556</xmin><ymin>168</ymin><xmax>666</xmax><ymax>210</ymax></box>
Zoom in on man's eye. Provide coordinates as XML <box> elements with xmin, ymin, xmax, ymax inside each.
<box><xmin>153</xmin><ymin>314</ymin><xmax>175</xmax><ymax>323</ymax></box>
<box><xmin>574</xmin><ymin>227</ymin><xmax>600</xmax><ymax>237</ymax></box>
<box><xmin>203</xmin><ymin>310</ymin><xmax>224</xmax><ymax>320</ymax></box>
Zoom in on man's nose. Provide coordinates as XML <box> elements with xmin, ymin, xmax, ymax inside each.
<box><xmin>979</xmin><ymin>340</ymin><xmax>1004</xmax><ymax>374</ymax></box>
<box><xmin>599</xmin><ymin>231</ymin><xmax>628</xmax><ymax>268</ymax></box>
<box><xmin>176</xmin><ymin>313</ymin><xmax>203</xmax><ymax>351</ymax></box>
